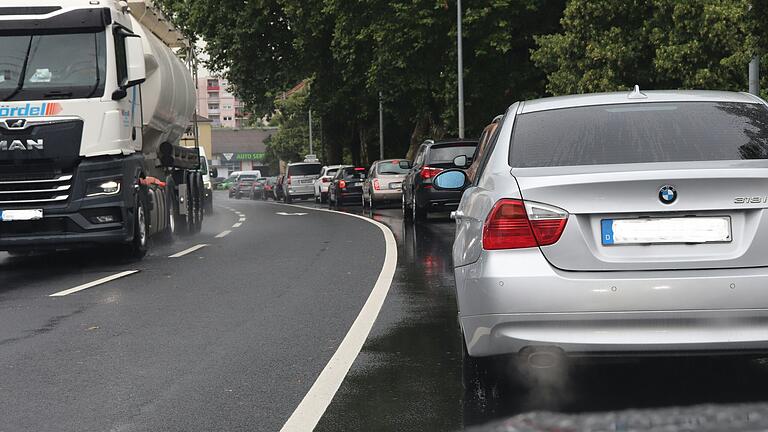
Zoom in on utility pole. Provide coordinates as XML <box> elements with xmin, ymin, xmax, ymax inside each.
<box><xmin>308</xmin><ymin>109</ymin><xmax>313</xmax><ymax>155</ymax></box>
<box><xmin>378</xmin><ymin>91</ymin><xmax>384</xmax><ymax>160</ymax></box>
<box><xmin>456</xmin><ymin>0</ymin><xmax>465</xmax><ymax>139</ymax></box>
<box><xmin>750</xmin><ymin>56</ymin><xmax>760</xmax><ymax>95</ymax></box>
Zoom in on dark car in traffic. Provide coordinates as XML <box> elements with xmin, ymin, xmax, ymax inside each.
<box><xmin>249</xmin><ymin>177</ymin><xmax>267</xmax><ymax>200</ymax></box>
<box><xmin>402</xmin><ymin>139</ymin><xmax>478</xmax><ymax>221</ymax></box>
<box><xmin>232</xmin><ymin>173</ymin><xmax>260</xmax><ymax>199</ymax></box>
<box><xmin>328</xmin><ymin>167</ymin><xmax>367</xmax><ymax>208</ymax></box>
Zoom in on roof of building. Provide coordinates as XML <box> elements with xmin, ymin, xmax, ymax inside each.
<box><xmin>196</xmin><ymin>115</ymin><xmax>212</xmax><ymax>123</ymax></box>
<box><xmin>212</xmin><ymin>128</ymin><xmax>275</xmax><ymax>153</ymax></box>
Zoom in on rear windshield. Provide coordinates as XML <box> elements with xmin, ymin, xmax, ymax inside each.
<box><xmin>326</xmin><ymin>168</ymin><xmax>340</xmax><ymax>176</ymax></box>
<box><xmin>428</xmin><ymin>145</ymin><xmax>477</xmax><ymax>165</ymax></box>
<box><xmin>377</xmin><ymin>161</ymin><xmax>411</xmax><ymax>174</ymax></box>
<box><xmin>341</xmin><ymin>168</ymin><xmax>367</xmax><ymax>180</ymax></box>
<box><xmin>288</xmin><ymin>164</ymin><xmax>322</xmax><ymax>176</ymax></box>
<box><xmin>510</xmin><ymin>102</ymin><xmax>768</xmax><ymax>167</ymax></box>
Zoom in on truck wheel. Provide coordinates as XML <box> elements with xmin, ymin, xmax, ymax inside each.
<box><xmin>123</xmin><ymin>188</ymin><xmax>149</xmax><ymax>259</ymax></box>
<box><xmin>158</xmin><ymin>175</ymin><xmax>178</xmax><ymax>242</ymax></box>
<box><xmin>189</xmin><ymin>172</ymin><xmax>203</xmax><ymax>234</ymax></box>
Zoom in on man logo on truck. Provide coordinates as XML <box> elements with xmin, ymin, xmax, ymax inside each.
<box><xmin>0</xmin><ymin>139</ymin><xmax>44</xmax><ymax>151</ymax></box>
<box><xmin>5</xmin><ymin>119</ymin><xmax>26</xmax><ymax>129</ymax></box>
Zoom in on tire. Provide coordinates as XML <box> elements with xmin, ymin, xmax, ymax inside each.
<box><xmin>157</xmin><ymin>175</ymin><xmax>178</xmax><ymax>242</ymax></box>
<box><xmin>284</xmin><ymin>193</ymin><xmax>292</xmax><ymax>204</ymax></box>
<box><xmin>320</xmin><ymin>192</ymin><xmax>327</xmax><ymax>204</ymax></box>
<box><xmin>192</xmin><ymin>172</ymin><xmax>204</xmax><ymax>234</ymax></box>
<box><xmin>402</xmin><ymin>193</ymin><xmax>412</xmax><ymax>221</ymax></box>
<box><xmin>123</xmin><ymin>187</ymin><xmax>149</xmax><ymax>259</ymax></box>
<box><xmin>413</xmin><ymin>195</ymin><xmax>427</xmax><ymax>222</ymax></box>
<box><xmin>370</xmin><ymin>195</ymin><xmax>378</xmax><ymax>210</ymax></box>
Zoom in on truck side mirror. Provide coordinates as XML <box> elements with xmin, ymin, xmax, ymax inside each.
<box><xmin>124</xmin><ymin>35</ymin><xmax>146</xmax><ymax>88</ymax></box>
<box><xmin>210</xmin><ymin>167</ymin><xmax>218</xmax><ymax>178</ymax></box>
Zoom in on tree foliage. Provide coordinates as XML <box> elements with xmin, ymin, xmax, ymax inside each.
<box><xmin>532</xmin><ymin>0</ymin><xmax>759</xmax><ymax>95</ymax></box>
<box><xmin>157</xmin><ymin>0</ymin><xmax>563</xmax><ymax>164</ymax></box>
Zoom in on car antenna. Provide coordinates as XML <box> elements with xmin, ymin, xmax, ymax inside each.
<box><xmin>628</xmin><ymin>84</ymin><xmax>647</xmax><ymax>99</ymax></box>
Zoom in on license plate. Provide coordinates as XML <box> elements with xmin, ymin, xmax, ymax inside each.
<box><xmin>301</xmin><ymin>179</ymin><xmax>313</xmax><ymax>184</ymax></box>
<box><xmin>353</xmin><ymin>182</ymin><xmax>363</xmax><ymax>187</ymax></box>
<box><xmin>601</xmin><ymin>217</ymin><xmax>732</xmax><ymax>245</ymax></box>
<box><xmin>389</xmin><ymin>182</ymin><xmax>402</xmax><ymax>190</ymax></box>
<box><xmin>0</xmin><ymin>209</ymin><xmax>43</xmax><ymax>222</ymax></box>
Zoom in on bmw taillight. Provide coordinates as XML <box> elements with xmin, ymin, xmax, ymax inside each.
<box><xmin>339</xmin><ymin>180</ymin><xmax>347</xmax><ymax>189</ymax></box>
<box><xmin>482</xmin><ymin>199</ymin><xmax>568</xmax><ymax>250</ymax></box>
<box><xmin>419</xmin><ymin>166</ymin><xmax>443</xmax><ymax>180</ymax></box>
<box><xmin>373</xmin><ymin>179</ymin><xmax>380</xmax><ymax>190</ymax></box>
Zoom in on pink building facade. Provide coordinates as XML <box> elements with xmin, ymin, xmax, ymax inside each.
<box><xmin>196</xmin><ymin>76</ymin><xmax>248</xmax><ymax>128</ymax></box>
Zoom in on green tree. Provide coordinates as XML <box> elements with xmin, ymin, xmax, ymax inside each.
<box><xmin>532</xmin><ymin>0</ymin><xmax>755</xmax><ymax>95</ymax></box>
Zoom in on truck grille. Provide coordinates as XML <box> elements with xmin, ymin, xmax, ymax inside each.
<box><xmin>0</xmin><ymin>174</ymin><xmax>72</xmax><ymax>206</ymax></box>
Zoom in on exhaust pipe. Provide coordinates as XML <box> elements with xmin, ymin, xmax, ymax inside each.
<box><xmin>520</xmin><ymin>346</ymin><xmax>564</xmax><ymax>369</ymax></box>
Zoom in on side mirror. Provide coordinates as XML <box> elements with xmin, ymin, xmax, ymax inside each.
<box><xmin>453</xmin><ymin>155</ymin><xmax>468</xmax><ymax>168</ymax></box>
<box><xmin>210</xmin><ymin>167</ymin><xmax>218</xmax><ymax>178</ymax></box>
<box><xmin>433</xmin><ymin>169</ymin><xmax>469</xmax><ymax>191</ymax></box>
<box><xmin>124</xmin><ymin>35</ymin><xmax>146</xmax><ymax>88</ymax></box>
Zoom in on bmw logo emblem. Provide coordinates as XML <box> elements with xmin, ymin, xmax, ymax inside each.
<box><xmin>659</xmin><ymin>185</ymin><xmax>677</xmax><ymax>204</ymax></box>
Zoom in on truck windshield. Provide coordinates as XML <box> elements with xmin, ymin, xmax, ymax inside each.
<box><xmin>0</xmin><ymin>31</ymin><xmax>107</xmax><ymax>101</ymax></box>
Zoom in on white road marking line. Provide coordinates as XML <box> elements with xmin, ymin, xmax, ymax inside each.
<box><xmin>49</xmin><ymin>270</ymin><xmax>140</xmax><ymax>297</ymax></box>
<box><xmin>277</xmin><ymin>203</ymin><xmax>397</xmax><ymax>432</ymax></box>
<box><xmin>232</xmin><ymin>222</ymin><xmax>242</xmax><ymax>228</ymax></box>
<box><xmin>169</xmin><ymin>244</ymin><xmax>209</xmax><ymax>258</ymax></box>
<box><xmin>239</xmin><ymin>217</ymin><xmax>246</xmax><ymax>222</ymax></box>
<box><xmin>215</xmin><ymin>230</ymin><xmax>231</xmax><ymax>238</ymax></box>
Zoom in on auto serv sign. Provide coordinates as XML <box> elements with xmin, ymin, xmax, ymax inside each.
<box><xmin>0</xmin><ymin>102</ymin><xmax>62</xmax><ymax>118</ymax></box>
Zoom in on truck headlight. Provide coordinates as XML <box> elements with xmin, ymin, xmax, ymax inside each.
<box><xmin>86</xmin><ymin>179</ymin><xmax>122</xmax><ymax>197</ymax></box>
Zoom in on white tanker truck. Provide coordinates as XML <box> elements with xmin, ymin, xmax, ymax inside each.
<box><xmin>0</xmin><ymin>0</ymin><xmax>211</xmax><ymax>258</ymax></box>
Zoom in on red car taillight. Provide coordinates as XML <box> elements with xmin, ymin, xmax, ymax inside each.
<box><xmin>339</xmin><ymin>180</ymin><xmax>347</xmax><ymax>189</ymax></box>
<box><xmin>482</xmin><ymin>199</ymin><xmax>568</xmax><ymax>250</ymax></box>
<box><xmin>419</xmin><ymin>166</ymin><xmax>443</xmax><ymax>180</ymax></box>
<box><xmin>373</xmin><ymin>179</ymin><xmax>380</xmax><ymax>190</ymax></box>
<box><xmin>322</xmin><ymin>177</ymin><xmax>330</xmax><ymax>183</ymax></box>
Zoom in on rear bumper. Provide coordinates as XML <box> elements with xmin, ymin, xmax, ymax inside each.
<box><xmin>371</xmin><ymin>189</ymin><xmax>402</xmax><ymax>201</ymax></box>
<box><xmin>416</xmin><ymin>187</ymin><xmax>461</xmax><ymax>211</ymax></box>
<box><xmin>286</xmin><ymin>184</ymin><xmax>314</xmax><ymax>197</ymax></box>
<box><xmin>457</xmin><ymin>248</ymin><xmax>768</xmax><ymax>357</ymax></box>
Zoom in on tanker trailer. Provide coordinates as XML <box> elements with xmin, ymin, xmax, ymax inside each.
<box><xmin>0</xmin><ymin>0</ymin><xmax>209</xmax><ymax>258</ymax></box>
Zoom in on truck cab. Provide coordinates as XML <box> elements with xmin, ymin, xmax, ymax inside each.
<box><xmin>0</xmin><ymin>1</ymin><xmax>201</xmax><ymax>256</ymax></box>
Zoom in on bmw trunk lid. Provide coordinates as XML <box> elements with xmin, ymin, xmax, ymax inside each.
<box><xmin>509</xmin><ymin>98</ymin><xmax>768</xmax><ymax>272</ymax></box>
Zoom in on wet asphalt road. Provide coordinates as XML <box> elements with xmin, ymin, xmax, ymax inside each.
<box><xmin>3</xmin><ymin>191</ymin><xmax>768</xmax><ymax>431</ymax></box>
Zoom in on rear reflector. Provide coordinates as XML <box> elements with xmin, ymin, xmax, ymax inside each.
<box><xmin>483</xmin><ymin>199</ymin><xmax>568</xmax><ymax>250</ymax></box>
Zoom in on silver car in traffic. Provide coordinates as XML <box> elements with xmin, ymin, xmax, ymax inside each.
<box><xmin>435</xmin><ymin>89</ymin><xmax>768</xmax><ymax>363</ymax></box>
<box><xmin>362</xmin><ymin>159</ymin><xmax>412</xmax><ymax>208</ymax></box>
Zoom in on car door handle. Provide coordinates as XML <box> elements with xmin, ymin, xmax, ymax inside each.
<box><xmin>450</xmin><ymin>210</ymin><xmax>465</xmax><ymax>220</ymax></box>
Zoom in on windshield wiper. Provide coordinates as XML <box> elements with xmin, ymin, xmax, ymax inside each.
<box><xmin>43</xmin><ymin>91</ymin><xmax>73</xmax><ymax>99</ymax></box>
<box><xmin>3</xmin><ymin>37</ymin><xmax>33</xmax><ymax>102</ymax></box>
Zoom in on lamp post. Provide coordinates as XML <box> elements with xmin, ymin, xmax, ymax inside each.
<box><xmin>457</xmin><ymin>0</ymin><xmax>465</xmax><ymax>139</ymax></box>
<box><xmin>379</xmin><ymin>91</ymin><xmax>384</xmax><ymax>160</ymax></box>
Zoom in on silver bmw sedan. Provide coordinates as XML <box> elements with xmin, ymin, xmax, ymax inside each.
<box><xmin>435</xmin><ymin>89</ymin><xmax>768</xmax><ymax>366</ymax></box>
